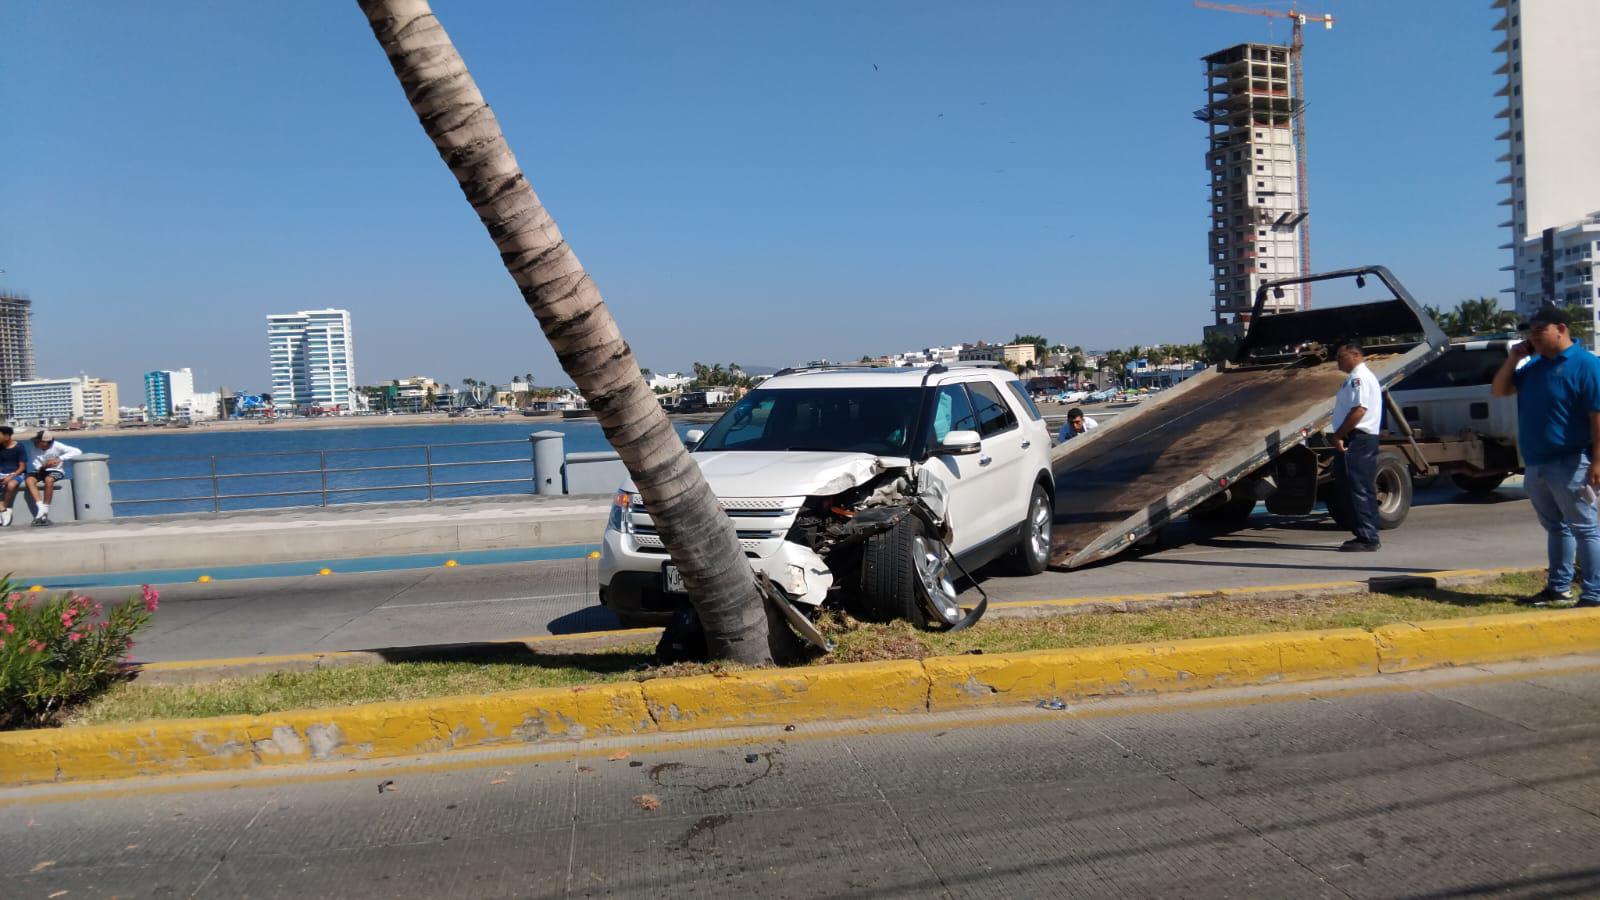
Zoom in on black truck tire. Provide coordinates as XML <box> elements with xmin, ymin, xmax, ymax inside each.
<box><xmin>853</xmin><ymin>515</ymin><xmax>929</xmax><ymax>627</ymax></box>
<box><xmin>1374</xmin><ymin>450</ymin><xmax>1412</xmax><ymax>530</ymax></box>
<box><xmin>1324</xmin><ymin>450</ymin><xmax>1412</xmax><ymax>531</ymax></box>
<box><xmin>1452</xmin><ymin>473</ymin><xmax>1507</xmax><ymax>495</ymax></box>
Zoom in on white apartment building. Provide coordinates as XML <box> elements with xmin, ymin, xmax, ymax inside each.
<box><xmin>268</xmin><ymin>309</ymin><xmax>356</xmax><ymax>411</ymax></box>
<box><xmin>1202</xmin><ymin>43</ymin><xmax>1304</xmax><ymax>326</ymax></box>
<box><xmin>647</xmin><ymin>372</ymin><xmax>692</xmax><ymax>392</ymax></box>
<box><xmin>1492</xmin><ymin>0</ymin><xmax>1600</xmax><ymax>328</ymax></box>
<box><xmin>175</xmin><ymin>391</ymin><xmax>221</xmax><ymax>422</ymax></box>
<box><xmin>9</xmin><ymin>376</ymin><xmax>86</xmax><ymax>426</ymax></box>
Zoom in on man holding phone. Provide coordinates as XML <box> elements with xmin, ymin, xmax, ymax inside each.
<box><xmin>1492</xmin><ymin>303</ymin><xmax>1600</xmax><ymax>607</ymax></box>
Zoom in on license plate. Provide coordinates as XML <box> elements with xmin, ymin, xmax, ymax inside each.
<box><xmin>663</xmin><ymin>564</ymin><xmax>686</xmax><ymax>594</ymax></box>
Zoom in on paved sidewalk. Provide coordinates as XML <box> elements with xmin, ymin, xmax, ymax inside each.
<box><xmin>1</xmin><ymin>494</ymin><xmax>611</xmax><ymax>577</ymax></box>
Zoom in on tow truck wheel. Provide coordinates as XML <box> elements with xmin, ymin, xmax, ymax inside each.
<box><xmin>1374</xmin><ymin>451</ymin><xmax>1411</xmax><ymax>530</ymax></box>
<box><xmin>1324</xmin><ymin>450</ymin><xmax>1412</xmax><ymax>531</ymax></box>
<box><xmin>853</xmin><ymin>515</ymin><xmax>930</xmax><ymax>627</ymax></box>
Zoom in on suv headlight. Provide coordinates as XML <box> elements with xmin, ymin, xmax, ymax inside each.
<box><xmin>607</xmin><ymin>490</ymin><xmax>636</xmax><ymax>534</ymax></box>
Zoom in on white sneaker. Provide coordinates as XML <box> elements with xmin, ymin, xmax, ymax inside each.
<box><xmin>0</xmin><ymin>509</ymin><xmax>10</xmax><ymax>527</ymax></box>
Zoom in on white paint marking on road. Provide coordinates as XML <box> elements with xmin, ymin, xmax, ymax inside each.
<box><xmin>377</xmin><ymin>591</ymin><xmax>591</xmax><ymax>610</ymax></box>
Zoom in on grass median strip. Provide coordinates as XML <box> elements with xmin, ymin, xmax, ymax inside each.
<box><xmin>65</xmin><ymin>570</ymin><xmax>1545</xmax><ymax>728</ymax></box>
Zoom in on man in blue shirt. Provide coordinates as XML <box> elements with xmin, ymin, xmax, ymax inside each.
<box><xmin>1492</xmin><ymin>303</ymin><xmax>1600</xmax><ymax>607</ymax></box>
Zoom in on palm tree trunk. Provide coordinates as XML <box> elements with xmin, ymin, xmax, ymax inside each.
<box><xmin>356</xmin><ymin>0</ymin><xmax>775</xmax><ymax>664</ymax></box>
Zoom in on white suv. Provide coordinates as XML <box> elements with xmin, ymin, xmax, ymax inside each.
<box><xmin>598</xmin><ymin>366</ymin><xmax>1056</xmax><ymax>629</ymax></box>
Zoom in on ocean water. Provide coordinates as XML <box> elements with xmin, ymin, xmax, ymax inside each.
<box><xmin>67</xmin><ymin>420</ymin><xmax>695</xmax><ymax>517</ymax></box>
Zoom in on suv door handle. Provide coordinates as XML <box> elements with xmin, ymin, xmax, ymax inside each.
<box><xmin>978</xmin><ymin>455</ymin><xmax>993</xmax><ymax>466</ymax></box>
<box><xmin>1020</xmin><ymin>440</ymin><xmax>1032</xmax><ymax>450</ymax></box>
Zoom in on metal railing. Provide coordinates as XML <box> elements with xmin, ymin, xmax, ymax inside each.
<box><xmin>108</xmin><ymin>438</ymin><xmax>535</xmax><ymax>515</ymax></box>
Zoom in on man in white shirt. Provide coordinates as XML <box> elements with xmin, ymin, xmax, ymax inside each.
<box><xmin>1056</xmin><ymin>407</ymin><xmax>1100</xmax><ymax>445</ymax></box>
<box><xmin>1329</xmin><ymin>343</ymin><xmax>1384</xmax><ymax>551</ymax></box>
<box><xmin>24</xmin><ymin>429</ymin><xmax>82</xmax><ymax>527</ymax></box>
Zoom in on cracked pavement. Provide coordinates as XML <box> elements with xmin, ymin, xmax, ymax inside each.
<box><xmin>8</xmin><ymin>654</ymin><xmax>1600</xmax><ymax>897</ymax></box>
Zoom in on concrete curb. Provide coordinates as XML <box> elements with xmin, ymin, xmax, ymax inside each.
<box><xmin>5</xmin><ymin>604</ymin><xmax>1597</xmax><ymax>788</ymax></box>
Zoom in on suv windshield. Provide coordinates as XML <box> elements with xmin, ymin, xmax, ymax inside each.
<box><xmin>695</xmin><ymin>387</ymin><xmax>923</xmax><ymax>455</ymax></box>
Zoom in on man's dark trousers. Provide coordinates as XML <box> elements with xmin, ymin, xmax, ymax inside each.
<box><xmin>1334</xmin><ymin>432</ymin><xmax>1380</xmax><ymax>544</ymax></box>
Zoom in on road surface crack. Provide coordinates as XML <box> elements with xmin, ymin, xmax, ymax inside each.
<box><xmin>840</xmin><ymin>740</ymin><xmax>955</xmax><ymax>899</ymax></box>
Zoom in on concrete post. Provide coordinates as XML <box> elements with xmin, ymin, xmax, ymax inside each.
<box><xmin>529</xmin><ymin>431</ymin><xmax>566</xmax><ymax>495</ymax></box>
<box><xmin>73</xmin><ymin>452</ymin><xmax>114</xmax><ymax>522</ymax></box>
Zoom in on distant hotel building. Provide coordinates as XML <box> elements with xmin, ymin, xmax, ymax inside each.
<box><xmin>144</xmin><ymin>367</ymin><xmax>196</xmax><ymax>421</ymax></box>
<box><xmin>9</xmin><ymin>376</ymin><xmax>85</xmax><ymax>426</ymax></box>
<box><xmin>1201</xmin><ymin>43</ymin><xmax>1304</xmax><ymax>327</ymax></box>
<box><xmin>268</xmin><ymin>309</ymin><xmax>356</xmax><ymax>411</ymax></box>
<box><xmin>0</xmin><ymin>292</ymin><xmax>37</xmax><ymax>416</ymax></box>
<box><xmin>1493</xmin><ymin>0</ymin><xmax>1600</xmax><ymax>329</ymax></box>
<box><xmin>82</xmin><ymin>378</ymin><xmax>118</xmax><ymax>426</ymax></box>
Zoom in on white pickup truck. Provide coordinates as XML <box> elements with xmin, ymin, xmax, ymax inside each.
<box><xmin>1389</xmin><ymin>337</ymin><xmax>1522</xmax><ymax>494</ymax></box>
<box><xmin>598</xmin><ymin>366</ymin><xmax>1056</xmax><ymax>630</ymax></box>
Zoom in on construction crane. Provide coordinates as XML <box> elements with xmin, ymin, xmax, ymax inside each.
<box><xmin>1195</xmin><ymin>1</ymin><xmax>1333</xmax><ymax>309</ymax></box>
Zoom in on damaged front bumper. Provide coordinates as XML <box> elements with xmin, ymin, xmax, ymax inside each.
<box><xmin>599</xmin><ymin>456</ymin><xmax>983</xmax><ymax>639</ymax></box>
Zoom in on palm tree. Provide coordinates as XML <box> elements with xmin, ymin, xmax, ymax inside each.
<box><xmin>359</xmin><ymin>0</ymin><xmax>780</xmax><ymax>664</ymax></box>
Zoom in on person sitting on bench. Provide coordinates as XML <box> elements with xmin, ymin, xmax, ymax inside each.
<box><xmin>24</xmin><ymin>429</ymin><xmax>82</xmax><ymax>527</ymax></box>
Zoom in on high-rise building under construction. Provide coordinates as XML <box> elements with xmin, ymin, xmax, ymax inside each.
<box><xmin>0</xmin><ymin>292</ymin><xmax>37</xmax><ymax>415</ymax></box>
<box><xmin>1201</xmin><ymin>43</ymin><xmax>1306</xmax><ymax>328</ymax></box>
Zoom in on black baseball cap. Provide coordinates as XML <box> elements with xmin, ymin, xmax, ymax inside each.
<box><xmin>1519</xmin><ymin>302</ymin><xmax>1572</xmax><ymax>330</ymax></box>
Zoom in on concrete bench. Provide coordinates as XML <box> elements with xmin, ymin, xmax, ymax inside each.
<box><xmin>13</xmin><ymin>478</ymin><xmax>77</xmax><ymax>524</ymax></box>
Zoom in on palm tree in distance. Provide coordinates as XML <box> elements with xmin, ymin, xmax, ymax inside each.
<box><xmin>358</xmin><ymin>0</ymin><xmax>782</xmax><ymax>664</ymax></box>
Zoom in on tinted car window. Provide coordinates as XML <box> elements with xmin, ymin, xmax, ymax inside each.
<box><xmin>1394</xmin><ymin>345</ymin><xmax>1510</xmax><ymax>391</ymax></box>
<box><xmin>696</xmin><ymin>387</ymin><xmax>923</xmax><ymax>455</ymax></box>
<box><xmin>1005</xmin><ymin>381</ymin><xmax>1043</xmax><ymax>421</ymax></box>
<box><xmin>967</xmin><ymin>381</ymin><xmax>1018</xmax><ymax>438</ymax></box>
<box><xmin>929</xmin><ymin>384</ymin><xmax>979</xmax><ymax>444</ymax></box>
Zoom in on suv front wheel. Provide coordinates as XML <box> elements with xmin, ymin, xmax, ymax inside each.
<box><xmin>853</xmin><ymin>515</ymin><xmax>931</xmax><ymax>627</ymax></box>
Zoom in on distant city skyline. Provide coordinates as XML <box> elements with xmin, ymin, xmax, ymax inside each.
<box><xmin>3</xmin><ymin>2</ymin><xmax>1519</xmax><ymax>397</ymax></box>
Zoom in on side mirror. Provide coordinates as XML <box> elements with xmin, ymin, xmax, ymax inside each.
<box><xmin>937</xmin><ymin>430</ymin><xmax>982</xmax><ymax>456</ymax></box>
<box><xmin>684</xmin><ymin>428</ymin><xmax>706</xmax><ymax>448</ymax></box>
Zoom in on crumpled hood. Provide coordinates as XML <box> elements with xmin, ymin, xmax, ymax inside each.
<box><xmin>620</xmin><ymin>451</ymin><xmax>909</xmax><ymax>499</ymax></box>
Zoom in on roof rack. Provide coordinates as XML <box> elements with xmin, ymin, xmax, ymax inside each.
<box><xmin>768</xmin><ymin>363</ymin><xmax>896</xmax><ymax>378</ymax></box>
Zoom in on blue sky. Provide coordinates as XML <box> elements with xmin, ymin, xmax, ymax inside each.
<box><xmin>1</xmin><ymin>0</ymin><xmax>1504</xmax><ymax>394</ymax></box>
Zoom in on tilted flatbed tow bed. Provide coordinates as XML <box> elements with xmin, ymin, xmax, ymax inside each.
<box><xmin>1048</xmin><ymin>266</ymin><xmax>1449</xmax><ymax>569</ymax></box>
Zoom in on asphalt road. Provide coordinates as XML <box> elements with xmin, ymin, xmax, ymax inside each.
<box><xmin>113</xmin><ymin>481</ymin><xmax>1544</xmax><ymax>663</ymax></box>
<box><xmin>9</xmin><ymin>654</ymin><xmax>1600</xmax><ymax>898</ymax></box>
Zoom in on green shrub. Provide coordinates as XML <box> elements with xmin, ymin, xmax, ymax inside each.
<box><xmin>0</xmin><ymin>580</ymin><xmax>157</xmax><ymax>728</ymax></box>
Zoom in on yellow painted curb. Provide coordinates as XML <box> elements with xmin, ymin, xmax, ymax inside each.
<box><xmin>1376</xmin><ymin>608</ymin><xmax>1600</xmax><ymax>673</ymax></box>
<box><xmin>640</xmin><ymin>660</ymin><xmax>929</xmax><ymax>731</ymax></box>
<box><xmin>0</xmin><ymin>680</ymin><xmax>652</xmax><ymax>786</ymax></box>
<box><xmin>924</xmin><ymin>628</ymin><xmax>1378</xmax><ymax>710</ymax></box>
<box><xmin>7</xmin><ymin>603</ymin><xmax>1594</xmax><ymax>790</ymax></box>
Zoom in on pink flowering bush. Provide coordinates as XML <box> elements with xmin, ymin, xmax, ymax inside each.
<box><xmin>0</xmin><ymin>581</ymin><xmax>158</xmax><ymax>728</ymax></box>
